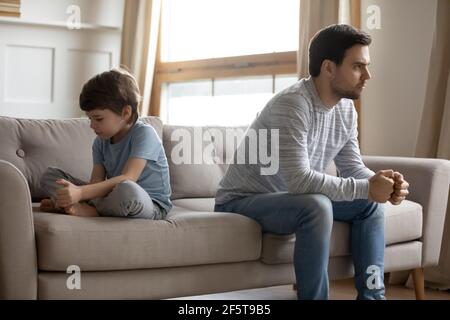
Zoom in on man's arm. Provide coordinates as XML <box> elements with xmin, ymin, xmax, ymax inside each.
<box><xmin>273</xmin><ymin>94</ymin><xmax>370</xmax><ymax>201</ymax></box>
<box><xmin>333</xmin><ymin>111</ymin><xmax>375</xmax><ymax>180</ymax></box>
<box><xmin>332</xmin><ymin>107</ymin><xmax>409</xmax><ymax>204</ymax></box>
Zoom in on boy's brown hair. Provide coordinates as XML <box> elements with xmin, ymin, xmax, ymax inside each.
<box><xmin>79</xmin><ymin>68</ymin><xmax>141</xmax><ymax>124</ymax></box>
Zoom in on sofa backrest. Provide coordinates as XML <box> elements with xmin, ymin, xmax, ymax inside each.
<box><xmin>162</xmin><ymin>125</ymin><xmax>247</xmax><ymax>200</ymax></box>
<box><xmin>0</xmin><ymin>116</ymin><xmax>162</xmax><ymax>200</ymax></box>
<box><xmin>0</xmin><ymin>115</ymin><xmax>337</xmax><ymax>202</ymax></box>
<box><xmin>162</xmin><ymin>125</ymin><xmax>338</xmax><ymax>200</ymax></box>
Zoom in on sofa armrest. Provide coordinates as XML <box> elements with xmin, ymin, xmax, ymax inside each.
<box><xmin>362</xmin><ymin>155</ymin><xmax>450</xmax><ymax>267</ymax></box>
<box><xmin>0</xmin><ymin>160</ymin><xmax>37</xmax><ymax>299</ymax></box>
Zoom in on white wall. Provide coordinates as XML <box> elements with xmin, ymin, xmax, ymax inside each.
<box><xmin>360</xmin><ymin>0</ymin><xmax>437</xmax><ymax>156</ymax></box>
<box><xmin>21</xmin><ymin>0</ymin><xmax>123</xmax><ymax>28</ymax></box>
<box><xmin>0</xmin><ymin>0</ymin><xmax>125</xmax><ymax>119</ymax></box>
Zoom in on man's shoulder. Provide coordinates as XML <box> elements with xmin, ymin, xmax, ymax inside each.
<box><xmin>276</xmin><ymin>78</ymin><xmax>311</xmax><ymax>100</ymax></box>
<box><xmin>268</xmin><ymin>80</ymin><xmax>313</xmax><ymax>113</ymax></box>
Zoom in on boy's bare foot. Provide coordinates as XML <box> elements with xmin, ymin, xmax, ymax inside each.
<box><xmin>40</xmin><ymin>198</ymin><xmax>65</xmax><ymax>214</ymax></box>
<box><xmin>63</xmin><ymin>205</ymin><xmax>76</xmax><ymax>215</ymax></box>
<box><xmin>40</xmin><ymin>199</ymin><xmax>98</xmax><ymax>217</ymax></box>
<box><xmin>65</xmin><ymin>202</ymin><xmax>99</xmax><ymax>217</ymax></box>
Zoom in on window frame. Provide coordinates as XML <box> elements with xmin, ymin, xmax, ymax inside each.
<box><xmin>150</xmin><ymin>51</ymin><xmax>297</xmax><ymax>116</ymax></box>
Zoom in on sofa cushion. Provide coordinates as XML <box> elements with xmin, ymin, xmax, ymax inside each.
<box><xmin>174</xmin><ymin>198</ymin><xmax>423</xmax><ymax>263</ymax></box>
<box><xmin>172</xmin><ymin>198</ymin><xmax>216</xmax><ymax>212</ymax></box>
<box><xmin>162</xmin><ymin>126</ymin><xmax>247</xmax><ymax>199</ymax></box>
<box><xmin>261</xmin><ymin>200</ymin><xmax>423</xmax><ymax>264</ymax></box>
<box><xmin>33</xmin><ymin>205</ymin><xmax>262</xmax><ymax>271</ymax></box>
<box><xmin>0</xmin><ymin>116</ymin><xmax>162</xmax><ymax>200</ymax></box>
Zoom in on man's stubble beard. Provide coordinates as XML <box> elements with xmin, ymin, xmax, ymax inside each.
<box><xmin>330</xmin><ymin>80</ymin><xmax>361</xmax><ymax>100</ymax></box>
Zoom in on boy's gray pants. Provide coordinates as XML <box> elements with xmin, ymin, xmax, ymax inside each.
<box><xmin>40</xmin><ymin>167</ymin><xmax>166</xmax><ymax>220</ymax></box>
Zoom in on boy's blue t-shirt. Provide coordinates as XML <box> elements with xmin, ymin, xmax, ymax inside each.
<box><xmin>92</xmin><ymin>120</ymin><xmax>172</xmax><ymax>212</ymax></box>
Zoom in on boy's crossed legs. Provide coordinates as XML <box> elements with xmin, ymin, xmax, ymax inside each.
<box><xmin>40</xmin><ymin>167</ymin><xmax>165</xmax><ymax>220</ymax></box>
<box><xmin>40</xmin><ymin>168</ymin><xmax>97</xmax><ymax>216</ymax></box>
<box><xmin>39</xmin><ymin>197</ymin><xmax>98</xmax><ymax>217</ymax></box>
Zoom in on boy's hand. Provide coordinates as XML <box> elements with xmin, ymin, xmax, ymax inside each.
<box><xmin>388</xmin><ymin>171</ymin><xmax>409</xmax><ymax>205</ymax></box>
<box><xmin>55</xmin><ymin>179</ymin><xmax>82</xmax><ymax>208</ymax></box>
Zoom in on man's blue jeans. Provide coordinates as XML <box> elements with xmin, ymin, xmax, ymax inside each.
<box><xmin>214</xmin><ymin>193</ymin><xmax>386</xmax><ymax>300</ymax></box>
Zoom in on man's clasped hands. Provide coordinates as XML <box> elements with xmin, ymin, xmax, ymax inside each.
<box><xmin>369</xmin><ymin>169</ymin><xmax>410</xmax><ymax>205</ymax></box>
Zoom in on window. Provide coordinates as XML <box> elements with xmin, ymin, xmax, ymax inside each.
<box><xmin>160</xmin><ymin>75</ymin><xmax>298</xmax><ymax>126</ymax></box>
<box><xmin>161</xmin><ymin>0</ymin><xmax>299</xmax><ymax>62</ymax></box>
<box><xmin>152</xmin><ymin>0</ymin><xmax>300</xmax><ymax>126</ymax></box>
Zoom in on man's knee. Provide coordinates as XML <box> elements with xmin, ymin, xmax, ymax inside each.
<box><xmin>306</xmin><ymin>194</ymin><xmax>333</xmax><ymax>210</ymax></box>
<box><xmin>370</xmin><ymin>201</ymin><xmax>385</xmax><ymax>220</ymax></box>
<box><xmin>293</xmin><ymin>194</ymin><xmax>333</xmax><ymax>232</ymax></box>
<box><xmin>358</xmin><ymin>199</ymin><xmax>385</xmax><ymax>221</ymax></box>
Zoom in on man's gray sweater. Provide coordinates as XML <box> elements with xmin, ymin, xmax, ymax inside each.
<box><xmin>215</xmin><ymin>76</ymin><xmax>375</xmax><ymax>205</ymax></box>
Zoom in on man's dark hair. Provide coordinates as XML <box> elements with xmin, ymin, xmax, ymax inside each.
<box><xmin>309</xmin><ymin>24</ymin><xmax>372</xmax><ymax>77</ymax></box>
<box><xmin>79</xmin><ymin>68</ymin><xmax>141</xmax><ymax>124</ymax></box>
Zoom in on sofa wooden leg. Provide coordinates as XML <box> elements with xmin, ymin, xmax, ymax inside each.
<box><xmin>384</xmin><ymin>272</ymin><xmax>390</xmax><ymax>289</ymax></box>
<box><xmin>411</xmin><ymin>268</ymin><xmax>425</xmax><ymax>300</ymax></box>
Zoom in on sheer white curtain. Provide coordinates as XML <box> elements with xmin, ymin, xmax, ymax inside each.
<box><xmin>414</xmin><ymin>0</ymin><xmax>450</xmax><ymax>288</ymax></box>
<box><xmin>120</xmin><ymin>0</ymin><xmax>161</xmax><ymax>116</ymax></box>
<box><xmin>297</xmin><ymin>0</ymin><xmax>360</xmax><ymax>78</ymax></box>
<box><xmin>297</xmin><ymin>0</ymin><xmax>340</xmax><ymax>78</ymax></box>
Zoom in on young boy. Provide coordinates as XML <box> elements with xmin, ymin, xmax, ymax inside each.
<box><xmin>40</xmin><ymin>68</ymin><xmax>172</xmax><ymax>219</ymax></box>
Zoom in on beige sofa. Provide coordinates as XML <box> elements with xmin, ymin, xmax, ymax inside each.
<box><xmin>1</xmin><ymin>115</ymin><xmax>449</xmax><ymax>300</ymax></box>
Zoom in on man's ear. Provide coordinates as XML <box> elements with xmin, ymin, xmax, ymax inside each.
<box><xmin>321</xmin><ymin>59</ymin><xmax>336</xmax><ymax>79</ymax></box>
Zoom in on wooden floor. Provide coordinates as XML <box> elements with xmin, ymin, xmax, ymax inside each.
<box><xmin>331</xmin><ymin>279</ymin><xmax>450</xmax><ymax>300</ymax></box>
<box><xmin>173</xmin><ymin>279</ymin><xmax>450</xmax><ymax>300</ymax></box>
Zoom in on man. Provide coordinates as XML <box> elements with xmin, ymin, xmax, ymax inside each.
<box><xmin>214</xmin><ymin>24</ymin><xmax>409</xmax><ymax>300</ymax></box>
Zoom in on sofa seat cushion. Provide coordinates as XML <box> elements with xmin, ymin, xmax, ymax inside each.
<box><xmin>33</xmin><ymin>205</ymin><xmax>262</xmax><ymax>272</ymax></box>
<box><xmin>173</xmin><ymin>198</ymin><xmax>423</xmax><ymax>264</ymax></box>
<box><xmin>172</xmin><ymin>198</ymin><xmax>216</xmax><ymax>212</ymax></box>
<box><xmin>261</xmin><ymin>200</ymin><xmax>423</xmax><ymax>264</ymax></box>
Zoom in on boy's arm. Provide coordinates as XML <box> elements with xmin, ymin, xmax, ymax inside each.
<box><xmin>80</xmin><ymin>158</ymin><xmax>146</xmax><ymax>201</ymax></box>
<box><xmin>55</xmin><ymin>158</ymin><xmax>147</xmax><ymax>207</ymax></box>
<box><xmin>89</xmin><ymin>164</ymin><xmax>106</xmax><ymax>184</ymax></box>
